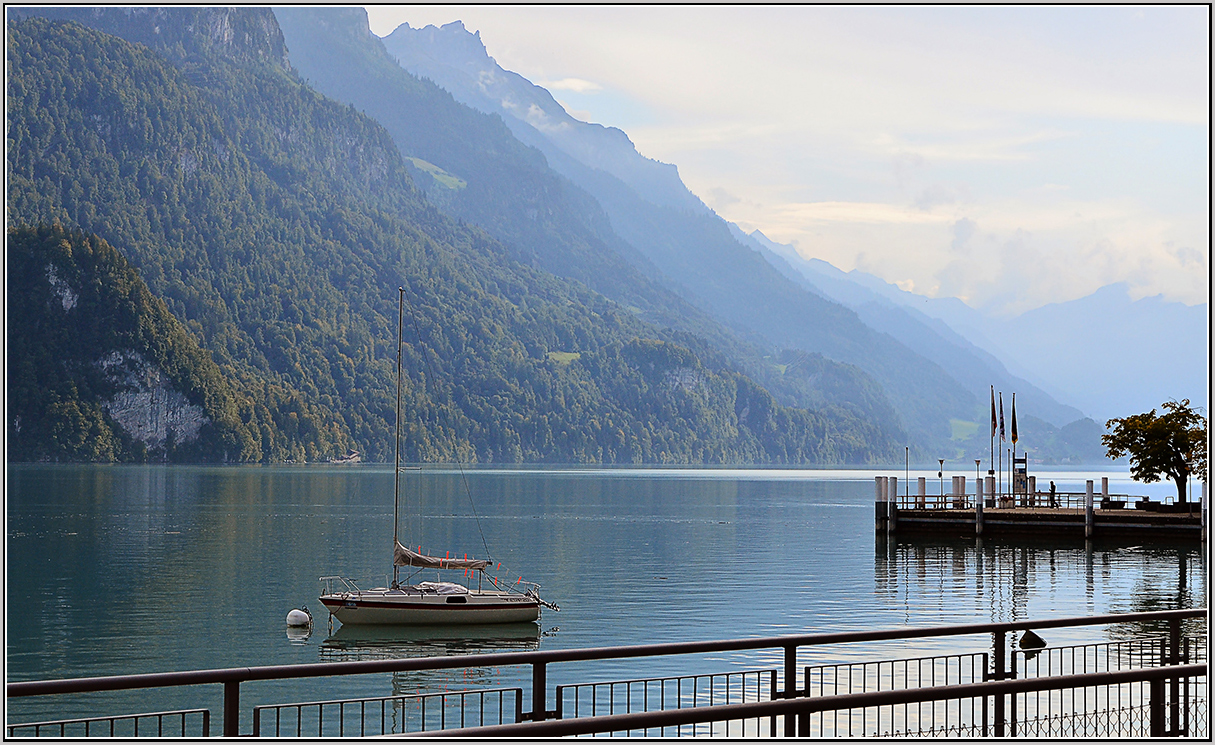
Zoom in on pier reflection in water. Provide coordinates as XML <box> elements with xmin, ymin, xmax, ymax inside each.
<box><xmin>874</xmin><ymin>535</ymin><xmax>1207</xmax><ymax>645</ymax></box>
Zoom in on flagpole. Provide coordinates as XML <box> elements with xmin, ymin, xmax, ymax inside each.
<box><xmin>1011</xmin><ymin>393</ymin><xmax>1017</xmax><ymax>505</ymax></box>
<box><xmin>989</xmin><ymin>385</ymin><xmax>996</xmax><ymax>482</ymax></box>
<box><xmin>998</xmin><ymin>392</ymin><xmax>1005</xmax><ymax>501</ymax></box>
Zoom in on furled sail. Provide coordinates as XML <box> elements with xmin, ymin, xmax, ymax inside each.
<box><xmin>394</xmin><ymin>541</ymin><xmax>490</xmax><ymax>570</ymax></box>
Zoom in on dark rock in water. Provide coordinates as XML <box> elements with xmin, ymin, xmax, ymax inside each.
<box><xmin>1019</xmin><ymin>629</ymin><xmax>1047</xmax><ymax>649</ymax></box>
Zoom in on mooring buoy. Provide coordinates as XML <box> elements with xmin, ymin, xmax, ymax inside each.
<box><xmin>286</xmin><ymin>607</ymin><xmax>312</xmax><ymax>627</ymax></box>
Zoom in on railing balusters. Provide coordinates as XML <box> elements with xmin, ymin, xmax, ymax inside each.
<box><xmin>6</xmin><ymin>610</ymin><xmax>1206</xmax><ymax>737</ymax></box>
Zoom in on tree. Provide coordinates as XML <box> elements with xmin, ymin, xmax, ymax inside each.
<box><xmin>1103</xmin><ymin>399</ymin><xmax>1208</xmax><ymax>504</ymax></box>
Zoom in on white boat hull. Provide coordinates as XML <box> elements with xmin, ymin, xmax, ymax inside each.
<box><xmin>320</xmin><ymin>588</ymin><xmax>541</xmax><ymax>625</ymax></box>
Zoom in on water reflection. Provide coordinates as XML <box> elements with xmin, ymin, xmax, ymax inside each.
<box><xmin>319</xmin><ymin>622</ymin><xmax>542</xmax><ymax>661</ymax></box>
<box><xmin>874</xmin><ymin>534</ymin><xmax>1207</xmax><ymax>641</ymax></box>
<box><xmin>318</xmin><ymin>622</ymin><xmax>544</xmax><ymax>697</ymax></box>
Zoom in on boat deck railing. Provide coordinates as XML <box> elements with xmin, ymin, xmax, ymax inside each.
<box><xmin>6</xmin><ymin>608</ymin><xmax>1206</xmax><ymax>738</ymax></box>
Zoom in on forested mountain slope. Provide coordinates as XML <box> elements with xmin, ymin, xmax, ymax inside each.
<box><xmin>374</xmin><ymin>15</ymin><xmax>987</xmax><ymax>450</ymax></box>
<box><xmin>8</xmin><ymin>224</ymin><xmax>259</xmax><ymax>462</ymax></box>
<box><xmin>271</xmin><ymin>7</ymin><xmax>903</xmax><ymax>435</ymax></box>
<box><xmin>6</xmin><ymin>11</ymin><xmax>900</xmax><ymax>464</ymax></box>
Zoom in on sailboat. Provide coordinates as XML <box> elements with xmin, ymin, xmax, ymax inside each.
<box><xmin>319</xmin><ymin>288</ymin><xmax>555</xmax><ymax>626</ymax></box>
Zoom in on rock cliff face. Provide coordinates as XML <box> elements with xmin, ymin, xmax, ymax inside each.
<box><xmin>9</xmin><ymin>6</ymin><xmax>291</xmax><ymax>70</ymax></box>
<box><xmin>97</xmin><ymin>350</ymin><xmax>208</xmax><ymax>450</ymax></box>
<box><xmin>7</xmin><ymin>223</ymin><xmax>259</xmax><ymax>463</ymax></box>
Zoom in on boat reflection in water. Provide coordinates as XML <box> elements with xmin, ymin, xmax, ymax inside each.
<box><xmin>320</xmin><ymin>622</ymin><xmax>545</xmax><ymax>697</ymax></box>
<box><xmin>320</xmin><ymin>621</ymin><xmax>542</xmax><ymax>661</ymax></box>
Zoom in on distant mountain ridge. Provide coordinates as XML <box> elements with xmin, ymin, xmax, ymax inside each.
<box><xmin>750</xmin><ymin>226</ymin><xmax>1208</xmax><ymax>423</ymax></box>
<box><xmin>370</xmin><ymin>13</ymin><xmax>1104</xmax><ymax>461</ymax></box>
<box><xmin>383</xmin><ymin>20</ymin><xmax>709</xmax><ymax>216</ymax></box>
<box><xmin>272</xmin><ymin>6</ymin><xmax>909</xmax><ymax>443</ymax></box>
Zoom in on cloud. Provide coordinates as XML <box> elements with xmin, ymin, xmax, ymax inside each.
<box><xmin>950</xmin><ymin>218</ymin><xmax>978</xmax><ymax>254</ymax></box>
<box><xmin>913</xmin><ymin>184</ymin><xmax>960</xmax><ymax>211</ymax></box>
<box><xmin>705</xmin><ymin>187</ymin><xmax>741</xmax><ymax>210</ymax></box>
<box><xmin>538</xmin><ymin>77</ymin><xmax>602</xmax><ymax>94</ymax></box>
<box><xmin>365</xmin><ymin>5</ymin><xmax>1209</xmax><ymax>311</ymax></box>
<box><xmin>771</xmin><ymin>201</ymin><xmax>955</xmax><ymax>226</ymax></box>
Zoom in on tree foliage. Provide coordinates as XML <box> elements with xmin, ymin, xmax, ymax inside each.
<box><xmin>7</xmin><ymin>223</ymin><xmax>261</xmax><ymax>462</ymax></box>
<box><xmin>1103</xmin><ymin>399</ymin><xmax>1208</xmax><ymax>503</ymax></box>
<box><xmin>6</xmin><ymin>13</ymin><xmax>903</xmax><ymax>465</ymax></box>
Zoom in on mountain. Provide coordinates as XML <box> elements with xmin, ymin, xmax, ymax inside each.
<box><xmin>6</xmin><ymin>9</ymin><xmax>899</xmax><ymax>465</ymax></box>
<box><xmin>737</xmin><ymin>227</ymin><xmax>1085</xmax><ymax>428</ymax></box>
<box><xmin>7</xmin><ymin>224</ymin><xmax>259</xmax><ymax>462</ymax></box>
<box><xmin>980</xmin><ymin>284</ymin><xmax>1208</xmax><ymax>423</ymax></box>
<box><xmin>369</xmin><ymin>17</ymin><xmax>1131</xmax><ymax>460</ymax></box>
<box><xmin>381</xmin><ymin>20</ymin><xmax>709</xmax><ymax>217</ymax></box>
<box><xmin>751</xmin><ymin>227</ymin><xmax>1208</xmax><ymax>423</ymax></box>
<box><xmin>271</xmin><ymin>7</ymin><xmax>906</xmax><ymax>437</ymax></box>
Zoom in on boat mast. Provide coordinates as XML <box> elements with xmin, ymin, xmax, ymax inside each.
<box><xmin>393</xmin><ymin>286</ymin><xmax>404</xmax><ymax>587</ymax></box>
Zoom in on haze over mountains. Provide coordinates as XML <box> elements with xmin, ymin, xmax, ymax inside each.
<box><xmin>8</xmin><ymin>7</ymin><xmax>1201</xmax><ymax>465</ymax></box>
<box><xmin>370</xmin><ymin>15</ymin><xmax>1206</xmax><ymax>428</ymax></box>
<box><xmin>749</xmin><ymin>230</ymin><xmax>1209</xmax><ymax>424</ymax></box>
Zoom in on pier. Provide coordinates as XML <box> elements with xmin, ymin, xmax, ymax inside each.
<box><xmin>874</xmin><ymin>476</ymin><xmax>1206</xmax><ymax>540</ymax></box>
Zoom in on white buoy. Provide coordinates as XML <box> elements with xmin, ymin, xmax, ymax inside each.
<box><xmin>286</xmin><ymin>608</ymin><xmax>311</xmax><ymax>627</ymax></box>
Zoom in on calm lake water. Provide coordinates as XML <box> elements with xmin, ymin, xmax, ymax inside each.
<box><xmin>6</xmin><ymin>464</ymin><xmax>1206</xmax><ymax>729</ymax></box>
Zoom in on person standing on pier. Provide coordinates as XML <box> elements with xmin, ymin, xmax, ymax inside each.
<box><xmin>1049</xmin><ymin>481</ymin><xmax>1058</xmax><ymax>508</ymax></box>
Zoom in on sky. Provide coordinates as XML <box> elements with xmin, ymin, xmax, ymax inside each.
<box><xmin>365</xmin><ymin>5</ymin><xmax>1210</xmax><ymax>316</ymax></box>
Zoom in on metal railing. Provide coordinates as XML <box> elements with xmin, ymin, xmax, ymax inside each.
<box><xmin>555</xmin><ymin>668</ymin><xmax>778</xmax><ymax>737</ymax></box>
<box><xmin>6</xmin><ymin>608</ymin><xmax>1205</xmax><ymax>737</ymax></box>
<box><xmin>408</xmin><ymin>664</ymin><xmax>1207</xmax><ymax>738</ymax></box>
<box><xmin>4</xmin><ymin>708</ymin><xmax>210</xmax><ymax>738</ymax></box>
<box><xmin>802</xmin><ymin>651</ymin><xmax>990</xmax><ymax>737</ymax></box>
<box><xmin>891</xmin><ymin>492</ymin><xmax>1171</xmax><ymax>511</ymax></box>
<box><xmin>251</xmin><ymin>687</ymin><xmax>522</xmax><ymax>737</ymax></box>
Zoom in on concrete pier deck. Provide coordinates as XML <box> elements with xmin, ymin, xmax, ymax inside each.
<box><xmin>873</xmin><ymin>475</ymin><xmax>1206</xmax><ymax>541</ymax></box>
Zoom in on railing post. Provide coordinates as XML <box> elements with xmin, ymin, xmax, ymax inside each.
<box><xmin>782</xmin><ymin>644</ymin><xmax>797</xmax><ymax>737</ymax></box>
<box><xmin>1150</xmin><ymin>677</ymin><xmax>1166</xmax><ymax>737</ymax></box>
<box><xmin>223</xmin><ymin>680</ymin><xmax>240</xmax><ymax>737</ymax></box>
<box><xmin>992</xmin><ymin>631</ymin><xmax>1005</xmax><ymax>737</ymax></box>
<box><xmin>1168</xmin><ymin>617</ymin><xmax>1181</xmax><ymax>735</ymax></box>
<box><xmin>530</xmin><ymin>662</ymin><xmax>548</xmax><ymax>722</ymax></box>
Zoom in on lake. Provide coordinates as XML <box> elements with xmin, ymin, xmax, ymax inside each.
<box><xmin>5</xmin><ymin>464</ymin><xmax>1205</xmax><ymax>728</ymax></box>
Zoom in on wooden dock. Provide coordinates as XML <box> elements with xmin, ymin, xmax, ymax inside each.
<box><xmin>873</xmin><ymin>476</ymin><xmax>1206</xmax><ymax>541</ymax></box>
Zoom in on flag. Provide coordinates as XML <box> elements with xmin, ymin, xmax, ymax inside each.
<box><xmin>999</xmin><ymin>392</ymin><xmax>1006</xmax><ymax>442</ymax></box>
<box><xmin>990</xmin><ymin>386</ymin><xmax>997</xmax><ymax>440</ymax></box>
<box><xmin>1011</xmin><ymin>393</ymin><xmax>1018</xmax><ymax>444</ymax></box>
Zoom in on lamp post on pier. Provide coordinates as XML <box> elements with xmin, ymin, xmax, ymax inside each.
<box><xmin>938</xmin><ymin>459</ymin><xmax>945</xmax><ymax>500</ymax></box>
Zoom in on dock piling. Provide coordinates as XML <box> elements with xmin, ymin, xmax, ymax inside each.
<box><xmin>887</xmin><ymin>476</ymin><xmax>898</xmax><ymax>534</ymax></box>
<box><xmin>976</xmin><ymin>476</ymin><xmax>984</xmax><ymax>536</ymax></box>
<box><xmin>1085</xmin><ymin>481</ymin><xmax>1095</xmax><ymax>538</ymax></box>
<box><xmin>917</xmin><ymin>477</ymin><xmax>926</xmax><ymax>508</ymax></box>
<box><xmin>875</xmin><ymin>477</ymin><xmax>887</xmax><ymax>532</ymax></box>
